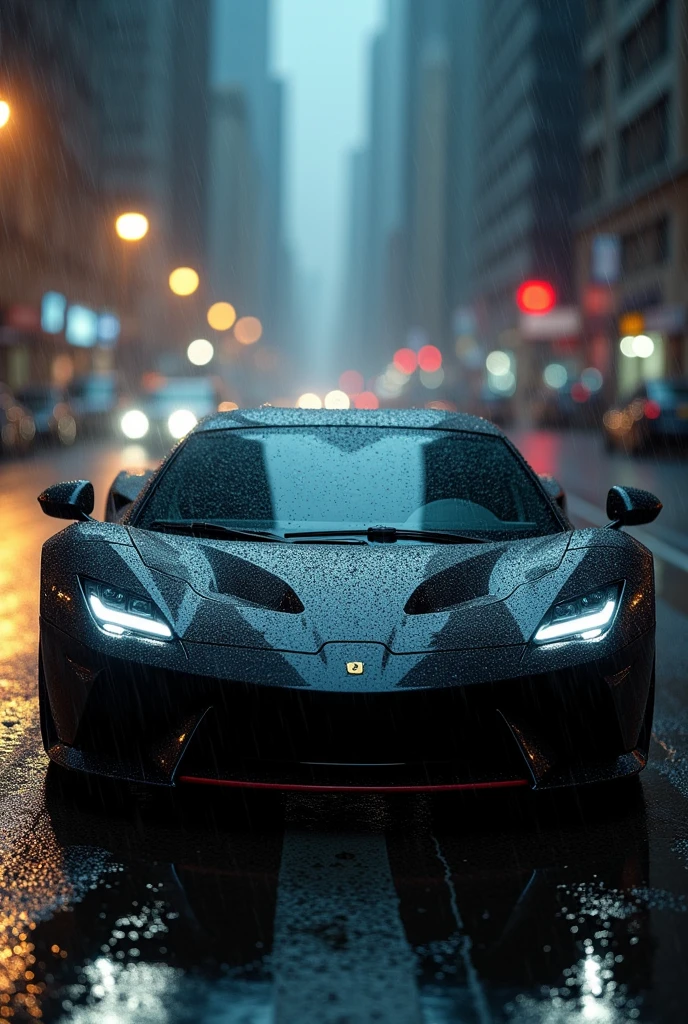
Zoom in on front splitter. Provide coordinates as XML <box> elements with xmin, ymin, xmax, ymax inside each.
<box><xmin>177</xmin><ymin>774</ymin><xmax>531</xmax><ymax>794</ymax></box>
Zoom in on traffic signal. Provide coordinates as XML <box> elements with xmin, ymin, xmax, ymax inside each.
<box><xmin>516</xmin><ymin>280</ymin><xmax>556</xmax><ymax>314</ymax></box>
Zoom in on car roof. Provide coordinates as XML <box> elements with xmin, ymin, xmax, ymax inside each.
<box><xmin>195</xmin><ymin>407</ymin><xmax>503</xmax><ymax>436</ymax></box>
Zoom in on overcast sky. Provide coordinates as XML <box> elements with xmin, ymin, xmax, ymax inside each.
<box><xmin>272</xmin><ymin>0</ymin><xmax>384</xmax><ymax>356</ymax></box>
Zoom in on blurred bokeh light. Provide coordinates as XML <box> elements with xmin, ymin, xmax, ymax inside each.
<box><xmin>169</xmin><ymin>267</ymin><xmax>199</xmax><ymax>296</ymax></box>
<box><xmin>392</xmin><ymin>348</ymin><xmax>417</xmax><ymax>375</ymax></box>
<box><xmin>115</xmin><ymin>212</ymin><xmax>149</xmax><ymax>241</ymax></box>
<box><xmin>324</xmin><ymin>390</ymin><xmax>350</xmax><ymax>409</ymax></box>
<box><xmin>168</xmin><ymin>409</ymin><xmax>198</xmax><ymax>438</ymax></box>
<box><xmin>187</xmin><ymin>338</ymin><xmax>214</xmax><ymax>366</ymax></box>
<box><xmin>121</xmin><ymin>409</ymin><xmax>150</xmax><ymax>439</ymax></box>
<box><xmin>339</xmin><ymin>369</ymin><xmax>364</xmax><ymax>394</ymax></box>
<box><xmin>353</xmin><ymin>392</ymin><xmax>379</xmax><ymax>409</ymax></box>
<box><xmin>485</xmin><ymin>350</ymin><xmax>511</xmax><ymax>376</ymax></box>
<box><xmin>418</xmin><ymin>345</ymin><xmax>442</xmax><ymax>373</ymax></box>
<box><xmin>420</xmin><ymin>368</ymin><xmax>445</xmax><ymax>389</ymax></box>
<box><xmin>297</xmin><ymin>393</ymin><xmax>322</xmax><ymax>409</ymax></box>
<box><xmin>208</xmin><ymin>302</ymin><xmax>237</xmax><ymax>331</ymax></box>
<box><xmin>234</xmin><ymin>316</ymin><xmax>263</xmax><ymax>345</ymax></box>
<box><xmin>543</xmin><ymin>363</ymin><xmax>567</xmax><ymax>389</ymax></box>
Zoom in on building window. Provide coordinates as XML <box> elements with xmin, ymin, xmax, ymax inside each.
<box><xmin>582</xmin><ymin>147</ymin><xmax>604</xmax><ymax>204</ymax></box>
<box><xmin>586</xmin><ymin>0</ymin><xmax>604</xmax><ymax>29</ymax></box>
<box><xmin>621</xmin><ymin>215</ymin><xmax>670</xmax><ymax>273</ymax></box>
<box><xmin>585</xmin><ymin>59</ymin><xmax>604</xmax><ymax>115</ymax></box>
<box><xmin>620</xmin><ymin>96</ymin><xmax>669</xmax><ymax>181</ymax></box>
<box><xmin>620</xmin><ymin>0</ymin><xmax>670</xmax><ymax>90</ymax></box>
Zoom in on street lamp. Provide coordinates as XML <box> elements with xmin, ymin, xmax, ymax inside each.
<box><xmin>0</xmin><ymin>101</ymin><xmax>10</xmax><ymax>129</ymax></box>
<box><xmin>115</xmin><ymin>212</ymin><xmax>149</xmax><ymax>242</ymax></box>
<box><xmin>114</xmin><ymin>213</ymin><xmax>149</xmax><ymax>331</ymax></box>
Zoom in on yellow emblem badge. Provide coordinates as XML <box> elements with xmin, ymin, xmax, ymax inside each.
<box><xmin>346</xmin><ymin>661</ymin><xmax>364</xmax><ymax>675</ymax></box>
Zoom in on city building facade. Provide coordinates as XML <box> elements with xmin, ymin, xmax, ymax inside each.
<box><xmin>575</xmin><ymin>0</ymin><xmax>688</xmax><ymax>399</ymax></box>
<box><xmin>208</xmin><ymin>0</ymin><xmax>288</xmax><ymax>343</ymax></box>
<box><xmin>0</xmin><ymin>0</ymin><xmax>120</xmax><ymax>388</ymax></box>
<box><xmin>90</xmin><ymin>0</ymin><xmax>211</xmax><ymax>364</ymax></box>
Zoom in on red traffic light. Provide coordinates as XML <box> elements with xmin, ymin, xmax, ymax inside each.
<box><xmin>516</xmin><ymin>280</ymin><xmax>556</xmax><ymax>315</ymax></box>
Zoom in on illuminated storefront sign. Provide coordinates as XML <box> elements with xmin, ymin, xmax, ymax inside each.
<box><xmin>66</xmin><ymin>305</ymin><xmax>98</xmax><ymax>347</ymax></box>
<box><xmin>41</xmin><ymin>292</ymin><xmax>67</xmax><ymax>333</ymax></box>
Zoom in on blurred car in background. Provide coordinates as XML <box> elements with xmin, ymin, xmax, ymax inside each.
<box><xmin>532</xmin><ymin>383</ymin><xmax>604</xmax><ymax>430</ymax></box>
<box><xmin>602</xmin><ymin>379</ymin><xmax>688</xmax><ymax>454</ymax></box>
<box><xmin>0</xmin><ymin>383</ymin><xmax>35</xmax><ymax>456</ymax></box>
<box><xmin>15</xmin><ymin>385</ymin><xmax>78</xmax><ymax>446</ymax></box>
<box><xmin>119</xmin><ymin>375</ymin><xmax>230</xmax><ymax>444</ymax></box>
<box><xmin>532</xmin><ymin>387</ymin><xmax>578</xmax><ymax>429</ymax></box>
<box><xmin>67</xmin><ymin>372</ymin><xmax>120</xmax><ymax>437</ymax></box>
<box><xmin>472</xmin><ymin>387</ymin><xmax>515</xmax><ymax>428</ymax></box>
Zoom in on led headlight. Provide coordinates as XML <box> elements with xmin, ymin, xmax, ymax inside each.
<box><xmin>82</xmin><ymin>579</ymin><xmax>172</xmax><ymax>639</ymax></box>
<box><xmin>533</xmin><ymin>583</ymin><xmax>621</xmax><ymax>644</ymax></box>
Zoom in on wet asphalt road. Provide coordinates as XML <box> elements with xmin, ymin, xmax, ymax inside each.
<box><xmin>1</xmin><ymin>431</ymin><xmax>688</xmax><ymax>1023</ymax></box>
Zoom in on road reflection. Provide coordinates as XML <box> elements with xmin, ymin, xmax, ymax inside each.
<box><xmin>1</xmin><ymin>436</ymin><xmax>687</xmax><ymax>1021</ymax></box>
<box><xmin>0</xmin><ymin>778</ymin><xmax>663</xmax><ymax>1021</ymax></box>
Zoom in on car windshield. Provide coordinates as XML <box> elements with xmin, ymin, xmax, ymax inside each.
<box><xmin>136</xmin><ymin>427</ymin><xmax>561</xmax><ymax>540</ymax></box>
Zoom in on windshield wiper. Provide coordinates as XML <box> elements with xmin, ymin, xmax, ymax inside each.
<box><xmin>150</xmin><ymin>520</ymin><xmax>287</xmax><ymax>542</ymax></box>
<box><xmin>283</xmin><ymin>526</ymin><xmax>488</xmax><ymax>544</ymax></box>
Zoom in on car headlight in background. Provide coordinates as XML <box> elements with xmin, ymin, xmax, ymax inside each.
<box><xmin>82</xmin><ymin>579</ymin><xmax>172</xmax><ymax>639</ymax></box>
<box><xmin>121</xmin><ymin>409</ymin><xmax>150</xmax><ymax>439</ymax></box>
<box><xmin>168</xmin><ymin>409</ymin><xmax>197</xmax><ymax>439</ymax></box>
<box><xmin>533</xmin><ymin>583</ymin><xmax>621</xmax><ymax>644</ymax></box>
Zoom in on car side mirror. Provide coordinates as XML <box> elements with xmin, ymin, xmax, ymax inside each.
<box><xmin>539</xmin><ymin>474</ymin><xmax>566</xmax><ymax>512</ymax></box>
<box><xmin>606</xmin><ymin>485</ymin><xmax>662</xmax><ymax>528</ymax></box>
<box><xmin>38</xmin><ymin>480</ymin><xmax>95</xmax><ymax>521</ymax></box>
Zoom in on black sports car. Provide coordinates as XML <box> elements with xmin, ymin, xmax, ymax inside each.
<box><xmin>37</xmin><ymin>409</ymin><xmax>662</xmax><ymax>793</ymax></box>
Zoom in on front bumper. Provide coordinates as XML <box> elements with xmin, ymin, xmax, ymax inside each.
<box><xmin>40</xmin><ymin>619</ymin><xmax>655</xmax><ymax>792</ymax></box>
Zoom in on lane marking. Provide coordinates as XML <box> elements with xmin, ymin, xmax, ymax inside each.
<box><xmin>272</xmin><ymin>830</ymin><xmax>423</xmax><ymax>1024</ymax></box>
<box><xmin>567</xmin><ymin>494</ymin><xmax>688</xmax><ymax>574</ymax></box>
<box><xmin>431</xmin><ymin>835</ymin><xmax>492</xmax><ymax>1024</ymax></box>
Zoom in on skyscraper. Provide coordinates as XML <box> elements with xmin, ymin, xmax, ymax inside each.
<box><xmin>0</xmin><ymin>0</ymin><xmax>119</xmax><ymax>386</ymax></box>
<box><xmin>90</xmin><ymin>0</ymin><xmax>211</xmax><ymax>354</ymax></box>
<box><xmin>471</xmin><ymin>0</ymin><xmax>583</xmax><ymax>336</ymax></box>
<box><xmin>341</xmin><ymin>0</ymin><xmax>411</xmax><ymax>378</ymax></box>
<box><xmin>342</xmin><ymin>0</ymin><xmax>480</xmax><ymax>380</ymax></box>
<box><xmin>208</xmin><ymin>0</ymin><xmax>287</xmax><ymax>339</ymax></box>
<box><xmin>575</xmin><ymin>0</ymin><xmax>688</xmax><ymax>397</ymax></box>
<box><xmin>206</xmin><ymin>87</ymin><xmax>261</xmax><ymax>316</ymax></box>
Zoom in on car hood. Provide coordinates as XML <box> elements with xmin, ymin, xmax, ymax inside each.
<box><xmin>127</xmin><ymin>528</ymin><xmax>576</xmax><ymax>653</ymax></box>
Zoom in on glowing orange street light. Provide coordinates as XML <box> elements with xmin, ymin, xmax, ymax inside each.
<box><xmin>234</xmin><ymin>316</ymin><xmax>263</xmax><ymax>345</ymax></box>
<box><xmin>115</xmin><ymin>212</ymin><xmax>149</xmax><ymax>242</ymax></box>
<box><xmin>169</xmin><ymin>267</ymin><xmax>199</xmax><ymax>296</ymax></box>
<box><xmin>207</xmin><ymin>302</ymin><xmax>237</xmax><ymax>331</ymax></box>
<box><xmin>0</xmin><ymin>101</ymin><xmax>10</xmax><ymax>129</ymax></box>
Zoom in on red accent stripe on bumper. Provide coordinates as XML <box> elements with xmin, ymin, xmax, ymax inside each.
<box><xmin>177</xmin><ymin>775</ymin><xmax>530</xmax><ymax>794</ymax></box>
